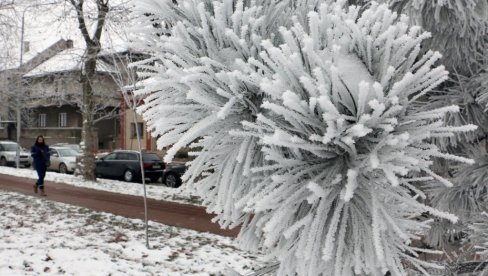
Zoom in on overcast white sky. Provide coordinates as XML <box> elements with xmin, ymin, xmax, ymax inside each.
<box><xmin>0</xmin><ymin>0</ymin><xmax>133</xmax><ymax>69</ymax></box>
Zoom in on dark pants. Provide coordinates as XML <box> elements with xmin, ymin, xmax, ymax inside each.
<box><xmin>35</xmin><ymin>165</ymin><xmax>47</xmax><ymax>189</ymax></box>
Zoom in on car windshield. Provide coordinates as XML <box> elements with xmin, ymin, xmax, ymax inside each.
<box><xmin>56</xmin><ymin>144</ymin><xmax>81</xmax><ymax>152</ymax></box>
<box><xmin>54</xmin><ymin>144</ymin><xmax>80</xmax><ymax>151</ymax></box>
<box><xmin>2</xmin><ymin>143</ymin><xmax>18</xmax><ymax>151</ymax></box>
<box><xmin>142</xmin><ymin>153</ymin><xmax>161</xmax><ymax>161</ymax></box>
<box><xmin>66</xmin><ymin>145</ymin><xmax>81</xmax><ymax>152</ymax></box>
<box><xmin>57</xmin><ymin>148</ymin><xmax>79</xmax><ymax>157</ymax></box>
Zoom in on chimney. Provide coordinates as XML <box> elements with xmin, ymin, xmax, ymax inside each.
<box><xmin>66</xmin><ymin>39</ymin><xmax>73</xmax><ymax>48</ymax></box>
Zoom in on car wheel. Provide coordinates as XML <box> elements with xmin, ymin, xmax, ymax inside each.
<box><xmin>123</xmin><ymin>169</ymin><xmax>135</xmax><ymax>182</ymax></box>
<box><xmin>59</xmin><ymin>163</ymin><xmax>68</xmax><ymax>174</ymax></box>
<box><xmin>0</xmin><ymin>157</ymin><xmax>6</xmax><ymax>166</ymax></box>
<box><xmin>164</xmin><ymin>173</ymin><xmax>181</xmax><ymax>188</ymax></box>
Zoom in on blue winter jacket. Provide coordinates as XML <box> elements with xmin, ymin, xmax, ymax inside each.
<box><xmin>31</xmin><ymin>144</ymin><xmax>50</xmax><ymax>169</ymax></box>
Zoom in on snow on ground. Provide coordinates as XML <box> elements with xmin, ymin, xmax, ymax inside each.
<box><xmin>0</xmin><ymin>190</ymin><xmax>264</xmax><ymax>276</ymax></box>
<box><xmin>0</xmin><ymin>166</ymin><xmax>201</xmax><ymax>206</ymax></box>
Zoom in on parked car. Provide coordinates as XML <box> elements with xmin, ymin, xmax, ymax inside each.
<box><xmin>51</xmin><ymin>143</ymin><xmax>81</xmax><ymax>153</ymax></box>
<box><xmin>95</xmin><ymin>150</ymin><xmax>165</xmax><ymax>183</ymax></box>
<box><xmin>162</xmin><ymin>165</ymin><xmax>186</xmax><ymax>188</ymax></box>
<box><xmin>48</xmin><ymin>146</ymin><xmax>81</xmax><ymax>174</ymax></box>
<box><xmin>95</xmin><ymin>151</ymin><xmax>111</xmax><ymax>160</ymax></box>
<box><xmin>0</xmin><ymin>141</ymin><xmax>31</xmax><ymax>167</ymax></box>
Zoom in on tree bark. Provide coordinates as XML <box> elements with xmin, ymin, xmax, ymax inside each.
<box><xmin>69</xmin><ymin>0</ymin><xmax>109</xmax><ymax>181</ymax></box>
<box><xmin>80</xmin><ymin>48</ymin><xmax>97</xmax><ymax>180</ymax></box>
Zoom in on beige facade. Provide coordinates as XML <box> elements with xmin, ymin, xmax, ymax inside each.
<box><xmin>120</xmin><ymin>101</ymin><xmax>192</xmax><ymax>162</ymax></box>
<box><xmin>22</xmin><ymin>72</ymin><xmax>121</xmax><ymax>149</ymax></box>
<box><xmin>120</xmin><ymin>105</ymin><xmax>155</xmax><ymax>151</ymax></box>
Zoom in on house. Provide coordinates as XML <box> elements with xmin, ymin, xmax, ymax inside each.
<box><xmin>22</xmin><ymin>46</ymin><xmax>122</xmax><ymax>149</ymax></box>
<box><xmin>0</xmin><ymin>39</ymin><xmax>126</xmax><ymax>150</ymax></box>
<box><xmin>0</xmin><ymin>39</ymin><xmax>72</xmax><ymax>142</ymax></box>
<box><xmin>0</xmin><ymin>38</ymin><xmax>177</xmax><ymax>157</ymax></box>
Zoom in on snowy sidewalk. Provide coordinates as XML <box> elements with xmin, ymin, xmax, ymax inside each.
<box><xmin>0</xmin><ymin>173</ymin><xmax>239</xmax><ymax>237</ymax></box>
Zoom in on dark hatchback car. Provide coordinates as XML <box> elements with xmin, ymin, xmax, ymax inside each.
<box><xmin>95</xmin><ymin>150</ymin><xmax>165</xmax><ymax>183</ymax></box>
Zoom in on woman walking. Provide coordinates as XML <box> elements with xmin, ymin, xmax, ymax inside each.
<box><xmin>31</xmin><ymin>135</ymin><xmax>50</xmax><ymax>196</ymax></box>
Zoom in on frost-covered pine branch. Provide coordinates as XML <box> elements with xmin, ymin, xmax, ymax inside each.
<box><xmin>417</xmin><ymin>74</ymin><xmax>488</xmax><ymax>149</ymax></box>
<box><xmin>375</xmin><ymin>1</ymin><xmax>488</xmax><ymax>255</ymax></box>
<box><xmin>130</xmin><ymin>0</ymin><xmax>299</xmax><ymax>229</ymax></box>
<box><xmin>471</xmin><ymin>212</ymin><xmax>488</xmax><ymax>259</ymax></box>
<box><xmin>238</xmin><ymin>2</ymin><xmax>476</xmax><ymax>275</ymax></box>
<box><xmin>131</xmin><ymin>0</ymin><xmax>478</xmax><ymax>275</ymax></box>
<box><xmin>424</xmin><ymin>152</ymin><xmax>488</xmax><ymax>248</ymax></box>
<box><xmin>388</xmin><ymin>0</ymin><xmax>488</xmax><ymax>75</ymax></box>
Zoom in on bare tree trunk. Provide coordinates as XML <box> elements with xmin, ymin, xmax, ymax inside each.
<box><xmin>80</xmin><ymin>49</ymin><xmax>97</xmax><ymax>180</ymax></box>
<box><xmin>69</xmin><ymin>0</ymin><xmax>109</xmax><ymax>181</ymax></box>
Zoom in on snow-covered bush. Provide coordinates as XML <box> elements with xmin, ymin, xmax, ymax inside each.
<box><xmin>472</xmin><ymin>212</ymin><xmax>488</xmax><ymax>258</ymax></box>
<box><xmin>237</xmin><ymin>3</ymin><xmax>476</xmax><ymax>275</ymax></box>
<box><xmin>384</xmin><ymin>0</ymin><xmax>488</xmax><ymax>148</ymax></box>
<box><xmin>130</xmin><ymin>0</ymin><xmax>296</xmax><ymax>229</ymax></box>
<box><xmin>424</xmin><ymin>152</ymin><xmax>488</xmax><ymax>247</ymax></box>
<box><xmin>131</xmin><ymin>0</ymin><xmax>476</xmax><ymax>275</ymax></box>
<box><xmin>385</xmin><ymin>0</ymin><xmax>488</xmax><ymax>254</ymax></box>
<box><xmin>388</xmin><ymin>0</ymin><xmax>488</xmax><ymax>75</ymax></box>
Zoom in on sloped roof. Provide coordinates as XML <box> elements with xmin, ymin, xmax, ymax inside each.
<box><xmin>24</xmin><ymin>48</ymin><xmax>117</xmax><ymax>78</ymax></box>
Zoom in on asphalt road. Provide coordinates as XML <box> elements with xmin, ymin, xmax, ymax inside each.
<box><xmin>0</xmin><ymin>173</ymin><xmax>239</xmax><ymax>237</ymax></box>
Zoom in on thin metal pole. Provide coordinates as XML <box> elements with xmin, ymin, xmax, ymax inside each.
<box><xmin>131</xmin><ymin>106</ymin><xmax>149</xmax><ymax>249</ymax></box>
<box><xmin>16</xmin><ymin>3</ymin><xmax>57</xmax><ymax>168</ymax></box>
<box><xmin>15</xmin><ymin>11</ymin><xmax>26</xmax><ymax>168</ymax></box>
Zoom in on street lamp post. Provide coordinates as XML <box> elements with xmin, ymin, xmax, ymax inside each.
<box><xmin>15</xmin><ymin>2</ymin><xmax>56</xmax><ymax>168</ymax></box>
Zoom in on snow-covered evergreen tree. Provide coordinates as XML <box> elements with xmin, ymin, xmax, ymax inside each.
<box><xmin>130</xmin><ymin>0</ymin><xmax>299</xmax><ymax>229</ymax></box>
<box><xmin>424</xmin><ymin>151</ymin><xmax>488</xmax><ymax>248</ymax></box>
<box><xmin>381</xmin><ymin>0</ymin><xmax>488</xmax><ymax>256</ymax></box>
<box><xmin>388</xmin><ymin>0</ymin><xmax>488</xmax><ymax>75</ymax></box>
<box><xmin>238</xmin><ymin>2</ymin><xmax>476</xmax><ymax>275</ymax></box>
<box><xmin>472</xmin><ymin>212</ymin><xmax>488</xmax><ymax>258</ymax></box>
<box><xmin>130</xmin><ymin>0</ymin><xmax>477</xmax><ymax>275</ymax></box>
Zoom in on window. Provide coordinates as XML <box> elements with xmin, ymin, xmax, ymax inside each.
<box><xmin>58</xmin><ymin>112</ymin><xmax>67</xmax><ymax>127</ymax></box>
<box><xmin>38</xmin><ymin>114</ymin><xmax>46</xmax><ymax>128</ymax></box>
<box><xmin>128</xmin><ymin>153</ymin><xmax>139</xmax><ymax>160</ymax></box>
<box><xmin>116</xmin><ymin>152</ymin><xmax>128</xmax><ymax>160</ymax></box>
<box><xmin>104</xmin><ymin>153</ymin><xmax>117</xmax><ymax>160</ymax></box>
<box><xmin>130</xmin><ymin>122</ymin><xmax>143</xmax><ymax>138</ymax></box>
<box><xmin>117</xmin><ymin>152</ymin><xmax>138</xmax><ymax>161</ymax></box>
<box><xmin>142</xmin><ymin>153</ymin><xmax>161</xmax><ymax>161</ymax></box>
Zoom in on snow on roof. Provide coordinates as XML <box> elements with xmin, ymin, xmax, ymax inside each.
<box><xmin>24</xmin><ymin>48</ymin><xmax>118</xmax><ymax>78</ymax></box>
